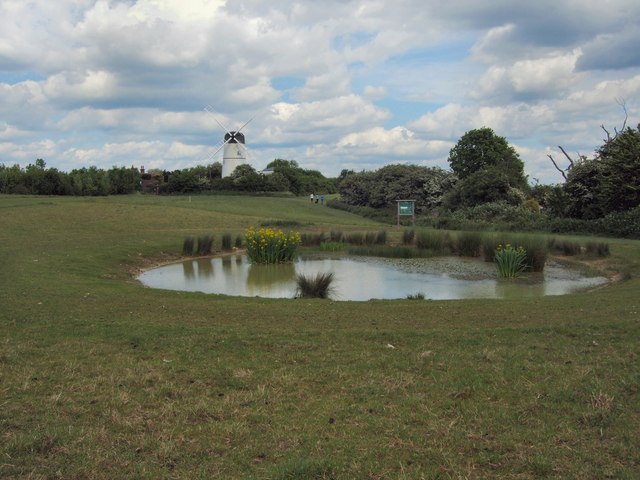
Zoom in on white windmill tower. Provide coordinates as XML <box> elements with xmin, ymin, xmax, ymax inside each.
<box><xmin>204</xmin><ymin>106</ymin><xmax>254</xmax><ymax>178</ymax></box>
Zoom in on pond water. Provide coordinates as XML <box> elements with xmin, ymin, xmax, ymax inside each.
<box><xmin>137</xmin><ymin>254</ymin><xmax>609</xmax><ymax>301</ymax></box>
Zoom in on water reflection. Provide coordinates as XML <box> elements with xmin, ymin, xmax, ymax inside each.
<box><xmin>247</xmin><ymin>264</ymin><xmax>296</xmax><ymax>295</ymax></box>
<box><xmin>138</xmin><ymin>255</ymin><xmax>609</xmax><ymax>301</ymax></box>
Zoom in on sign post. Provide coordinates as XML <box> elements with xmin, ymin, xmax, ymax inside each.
<box><xmin>396</xmin><ymin>200</ymin><xmax>415</xmax><ymax>227</ymax></box>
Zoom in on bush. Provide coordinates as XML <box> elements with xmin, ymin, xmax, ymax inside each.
<box><xmin>295</xmin><ymin>272</ymin><xmax>335</xmax><ymax>299</ymax></box>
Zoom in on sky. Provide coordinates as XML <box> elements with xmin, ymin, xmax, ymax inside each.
<box><xmin>1</xmin><ymin>0</ymin><xmax>639</xmax><ymax>185</ymax></box>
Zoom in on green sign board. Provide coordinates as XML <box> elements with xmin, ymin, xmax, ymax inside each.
<box><xmin>398</xmin><ymin>201</ymin><xmax>414</xmax><ymax>215</ymax></box>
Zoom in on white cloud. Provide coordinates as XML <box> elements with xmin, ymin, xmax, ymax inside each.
<box><xmin>0</xmin><ymin>0</ymin><xmax>639</xmax><ymax>186</ymax></box>
<box><xmin>471</xmin><ymin>50</ymin><xmax>582</xmax><ymax>101</ymax></box>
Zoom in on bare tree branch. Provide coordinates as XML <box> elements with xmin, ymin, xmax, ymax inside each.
<box><xmin>616</xmin><ymin>97</ymin><xmax>628</xmax><ymax>132</ymax></box>
<box><xmin>547</xmin><ymin>154</ymin><xmax>568</xmax><ymax>181</ymax></box>
<box><xmin>557</xmin><ymin>146</ymin><xmax>576</xmax><ymax>167</ymax></box>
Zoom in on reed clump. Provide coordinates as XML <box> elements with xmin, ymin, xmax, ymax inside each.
<box><xmin>221</xmin><ymin>233</ymin><xmax>232</xmax><ymax>250</ymax></box>
<box><xmin>295</xmin><ymin>272</ymin><xmax>335</xmax><ymax>299</ymax></box>
<box><xmin>182</xmin><ymin>236</ymin><xmax>195</xmax><ymax>255</ymax></box>
<box><xmin>197</xmin><ymin>234</ymin><xmax>214</xmax><ymax>255</ymax></box>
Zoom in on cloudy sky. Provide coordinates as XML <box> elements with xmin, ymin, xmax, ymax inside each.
<box><xmin>1</xmin><ymin>0</ymin><xmax>639</xmax><ymax>184</ymax></box>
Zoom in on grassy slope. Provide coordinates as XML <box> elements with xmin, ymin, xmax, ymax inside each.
<box><xmin>1</xmin><ymin>194</ymin><xmax>639</xmax><ymax>479</ymax></box>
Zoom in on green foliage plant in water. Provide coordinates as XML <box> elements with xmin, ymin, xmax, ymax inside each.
<box><xmin>245</xmin><ymin>227</ymin><xmax>300</xmax><ymax>264</ymax></box>
<box><xmin>495</xmin><ymin>244</ymin><xmax>527</xmax><ymax>278</ymax></box>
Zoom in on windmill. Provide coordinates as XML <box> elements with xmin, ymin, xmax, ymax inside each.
<box><xmin>204</xmin><ymin>105</ymin><xmax>255</xmax><ymax>178</ymax></box>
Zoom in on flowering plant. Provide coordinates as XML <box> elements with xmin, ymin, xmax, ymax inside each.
<box><xmin>245</xmin><ymin>227</ymin><xmax>300</xmax><ymax>264</ymax></box>
<box><xmin>494</xmin><ymin>243</ymin><xmax>527</xmax><ymax>278</ymax></box>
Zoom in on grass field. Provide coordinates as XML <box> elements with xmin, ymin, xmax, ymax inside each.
<box><xmin>1</xmin><ymin>194</ymin><xmax>639</xmax><ymax>479</ymax></box>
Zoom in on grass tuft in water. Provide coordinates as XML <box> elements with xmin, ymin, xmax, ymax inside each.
<box><xmin>295</xmin><ymin>272</ymin><xmax>335</xmax><ymax>299</ymax></box>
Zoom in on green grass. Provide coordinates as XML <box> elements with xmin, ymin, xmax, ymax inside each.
<box><xmin>1</xmin><ymin>194</ymin><xmax>640</xmax><ymax>479</ymax></box>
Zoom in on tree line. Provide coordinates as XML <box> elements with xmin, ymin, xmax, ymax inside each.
<box><xmin>2</xmin><ymin>122</ymin><xmax>638</xmax><ymax>226</ymax></box>
<box><xmin>338</xmin><ymin>124</ymin><xmax>640</xmax><ymax>223</ymax></box>
<box><xmin>0</xmin><ymin>160</ymin><xmax>141</xmax><ymax>196</ymax></box>
<box><xmin>0</xmin><ymin>158</ymin><xmax>337</xmax><ymax>197</ymax></box>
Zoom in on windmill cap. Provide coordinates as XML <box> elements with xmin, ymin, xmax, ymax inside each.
<box><xmin>224</xmin><ymin>131</ymin><xmax>245</xmax><ymax>144</ymax></box>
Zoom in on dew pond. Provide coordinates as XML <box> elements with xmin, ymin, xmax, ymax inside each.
<box><xmin>138</xmin><ymin>254</ymin><xmax>608</xmax><ymax>301</ymax></box>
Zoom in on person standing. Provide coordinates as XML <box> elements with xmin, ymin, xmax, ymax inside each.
<box><xmin>310</xmin><ymin>193</ymin><xmax>314</xmax><ymax>203</ymax></box>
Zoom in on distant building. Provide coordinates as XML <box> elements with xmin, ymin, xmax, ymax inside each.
<box><xmin>140</xmin><ymin>166</ymin><xmax>161</xmax><ymax>194</ymax></box>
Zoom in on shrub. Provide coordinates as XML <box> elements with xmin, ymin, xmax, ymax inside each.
<box><xmin>245</xmin><ymin>227</ymin><xmax>300</xmax><ymax>264</ymax></box>
<box><xmin>495</xmin><ymin>244</ymin><xmax>527</xmax><ymax>278</ymax></box>
<box><xmin>197</xmin><ymin>234</ymin><xmax>214</xmax><ymax>255</ymax></box>
<box><xmin>375</xmin><ymin>230</ymin><xmax>387</xmax><ymax>245</ymax></box>
<box><xmin>295</xmin><ymin>272</ymin><xmax>335</xmax><ymax>299</ymax></box>
<box><xmin>221</xmin><ymin>233</ymin><xmax>232</xmax><ymax>250</ymax></box>
<box><xmin>182</xmin><ymin>236</ymin><xmax>195</xmax><ymax>255</ymax></box>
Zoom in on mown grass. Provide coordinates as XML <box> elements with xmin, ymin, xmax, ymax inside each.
<box><xmin>1</xmin><ymin>194</ymin><xmax>640</xmax><ymax>479</ymax></box>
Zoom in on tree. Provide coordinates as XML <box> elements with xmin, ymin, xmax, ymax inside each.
<box><xmin>562</xmin><ymin>124</ymin><xmax>640</xmax><ymax>219</ymax></box>
<box><xmin>448</xmin><ymin>128</ymin><xmax>527</xmax><ymax>185</ymax></box>
<box><xmin>230</xmin><ymin>164</ymin><xmax>264</xmax><ymax>191</ymax></box>
<box><xmin>338</xmin><ymin>164</ymin><xmax>455</xmax><ymax>213</ymax></box>
<box><xmin>446</xmin><ymin>127</ymin><xmax>528</xmax><ymax>208</ymax></box>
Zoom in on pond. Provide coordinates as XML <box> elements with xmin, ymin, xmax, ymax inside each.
<box><xmin>137</xmin><ymin>254</ymin><xmax>609</xmax><ymax>301</ymax></box>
